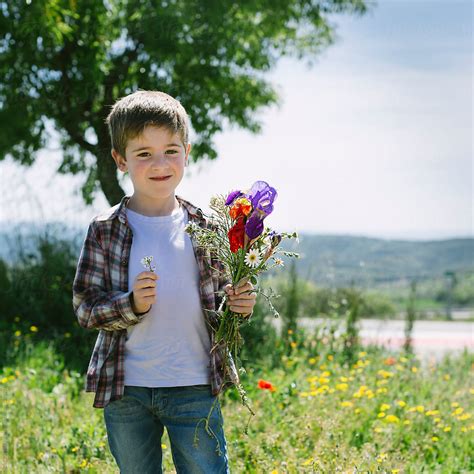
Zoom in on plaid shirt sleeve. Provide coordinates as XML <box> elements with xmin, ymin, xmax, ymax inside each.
<box><xmin>72</xmin><ymin>221</ymin><xmax>150</xmax><ymax>332</ymax></box>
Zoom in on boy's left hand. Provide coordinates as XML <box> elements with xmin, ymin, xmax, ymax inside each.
<box><xmin>224</xmin><ymin>278</ymin><xmax>256</xmax><ymax>318</ymax></box>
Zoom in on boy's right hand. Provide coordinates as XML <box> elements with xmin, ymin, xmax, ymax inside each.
<box><xmin>130</xmin><ymin>271</ymin><xmax>159</xmax><ymax>314</ymax></box>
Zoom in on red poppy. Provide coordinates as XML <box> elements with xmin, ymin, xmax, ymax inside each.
<box><xmin>257</xmin><ymin>379</ymin><xmax>276</xmax><ymax>392</ymax></box>
<box><xmin>228</xmin><ymin>217</ymin><xmax>246</xmax><ymax>253</ymax></box>
<box><xmin>384</xmin><ymin>356</ymin><xmax>396</xmax><ymax>366</ymax></box>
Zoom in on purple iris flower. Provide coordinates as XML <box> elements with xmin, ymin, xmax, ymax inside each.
<box><xmin>246</xmin><ymin>181</ymin><xmax>277</xmax><ymax>217</ymax></box>
<box><xmin>245</xmin><ymin>213</ymin><xmax>265</xmax><ymax>239</ymax></box>
<box><xmin>244</xmin><ymin>181</ymin><xmax>278</xmax><ymax>239</ymax></box>
<box><xmin>225</xmin><ymin>190</ymin><xmax>243</xmax><ymax>206</ymax></box>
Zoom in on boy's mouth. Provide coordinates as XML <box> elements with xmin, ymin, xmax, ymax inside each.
<box><xmin>150</xmin><ymin>176</ymin><xmax>171</xmax><ymax>181</ymax></box>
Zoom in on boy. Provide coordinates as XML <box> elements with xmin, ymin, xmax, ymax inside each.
<box><xmin>72</xmin><ymin>90</ymin><xmax>256</xmax><ymax>473</ymax></box>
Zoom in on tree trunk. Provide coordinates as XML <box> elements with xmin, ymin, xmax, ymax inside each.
<box><xmin>96</xmin><ymin>131</ymin><xmax>125</xmax><ymax>206</ymax></box>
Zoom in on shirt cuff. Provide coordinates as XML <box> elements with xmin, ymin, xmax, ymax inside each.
<box><xmin>113</xmin><ymin>290</ymin><xmax>150</xmax><ymax>323</ymax></box>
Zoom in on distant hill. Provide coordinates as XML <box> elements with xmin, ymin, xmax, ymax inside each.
<box><xmin>0</xmin><ymin>222</ymin><xmax>472</xmax><ymax>288</ymax></box>
<box><xmin>278</xmin><ymin>233</ymin><xmax>473</xmax><ymax>288</ymax></box>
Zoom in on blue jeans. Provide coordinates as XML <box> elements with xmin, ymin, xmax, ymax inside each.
<box><xmin>104</xmin><ymin>384</ymin><xmax>230</xmax><ymax>473</ymax></box>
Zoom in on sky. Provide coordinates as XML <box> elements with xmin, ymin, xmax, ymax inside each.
<box><xmin>1</xmin><ymin>0</ymin><xmax>472</xmax><ymax>241</ymax></box>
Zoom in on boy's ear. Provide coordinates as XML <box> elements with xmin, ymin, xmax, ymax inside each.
<box><xmin>185</xmin><ymin>143</ymin><xmax>192</xmax><ymax>167</ymax></box>
<box><xmin>111</xmin><ymin>148</ymin><xmax>127</xmax><ymax>173</ymax></box>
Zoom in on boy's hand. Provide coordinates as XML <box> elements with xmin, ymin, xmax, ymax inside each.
<box><xmin>224</xmin><ymin>278</ymin><xmax>256</xmax><ymax>318</ymax></box>
<box><xmin>131</xmin><ymin>271</ymin><xmax>159</xmax><ymax>314</ymax></box>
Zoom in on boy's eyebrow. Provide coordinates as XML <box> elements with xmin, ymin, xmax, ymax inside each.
<box><xmin>132</xmin><ymin>143</ymin><xmax>181</xmax><ymax>152</ymax></box>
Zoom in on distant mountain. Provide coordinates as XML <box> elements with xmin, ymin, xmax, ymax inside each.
<box><xmin>0</xmin><ymin>222</ymin><xmax>472</xmax><ymax>288</ymax></box>
<box><xmin>278</xmin><ymin>233</ymin><xmax>473</xmax><ymax>288</ymax></box>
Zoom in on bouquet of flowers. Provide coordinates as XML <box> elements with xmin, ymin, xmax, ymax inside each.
<box><xmin>184</xmin><ymin>180</ymin><xmax>299</xmax><ymax>430</ymax></box>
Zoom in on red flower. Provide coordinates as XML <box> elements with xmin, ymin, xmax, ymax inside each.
<box><xmin>229</xmin><ymin>197</ymin><xmax>252</xmax><ymax>220</ymax></box>
<box><xmin>257</xmin><ymin>379</ymin><xmax>276</xmax><ymax>392</ymax></box>
<box><xmin>228</xmin><ymin>217</ymin><xmax>246</xmax><ymax>253</ymax></box>
<box><xmin>384</xmin><ymin>357</ymin><xmax>396</xmax><ymax>366</ymax></box>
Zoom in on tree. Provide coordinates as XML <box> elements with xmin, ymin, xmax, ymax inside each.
<box><xmin>1</xmin><ymin>0</ymin><xmax>372</xmax><ymax>206</ymax></box>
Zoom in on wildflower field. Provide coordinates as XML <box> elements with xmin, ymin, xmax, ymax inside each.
<box><xmin>1</xmin><ymin>328</ymin><xmax>473</xmax><ymax>473</ymax></box>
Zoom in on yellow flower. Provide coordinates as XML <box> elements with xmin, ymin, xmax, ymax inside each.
<box><xmin>30</xmin><ymin>325</ymin><xmax>38</xmax><ymax>332</ymax></box>
<box><xmin>299</xmin><ymin>392</ymin><xmax>310</xmax><ymax>397</ymax></box>
<box><xmin>452</xmin><ymin>407</ymin><xmax>463</xmax><ymax>416</ymax></box>
<box><xmin>290</xmin><ymin>342</ymin><xmax>297</xmax><ymax>349</ymax></box>
<box><xmin>358</xmin><ymin>351</ymin><xmax>367</xmax><ymax>358</ymax></box>
<box><xmin>376</xmin><ymin>452</ymin><xmax>387</xmax><ymax>463</ymax></box>
<box><xmin>458</xmin><ymin>413</ymin><xmax>472</xmax><ymax>421</ymax></box>
<box><xmin>327</xmin><ymin>354</ymin><xmax>334</xmax><ymax>361</ymax></box>
<box><xmin>336</xmin><ymin>383</ymin><xmax>348</xmax><ymax>391</ymax></box>
<box><xmin>403</xmin><ymin>420</ymin><xmax>411</xmax><ymax>425</ymax></box>
<box><xmin>395</xmin><ymin>364</ymin><xmax>404</xmax><ymax>371</ymax></box>
<box><xmin>301</xmin><ymin>458</ymin><xmax>313</xmax><ymax>466</ymax></box>
<box><xmin>416</xmin><ymin>405</ymin><xmax>425</xmax><ymax>413</ymax></box>
<box><xmin>469</xmin><ymin>388</ymin><xmax>474</xmax><ymax>395</ymax></box>
<box><xmin>432</xmin><ymin>436</ymin><xmax>439</xmax><ymax>442</ymax></box>
<box><xmin>380</xmin><ymin>403</ymin><xmax>391</xmax><ymax>411</ymax></box>
<box><xmin>340</xmin><ymin>376</ymin><xmax>348</xmax><ymax>382</ymax></box>
<box><xmin>161</xmin><ymin>444</ymin><xmax>167</xmax><ymax>449</ymax></box>
<box><xmin>397</xmin><ymin>400</ymin><xmax>406</xmax><ymax>408</ymax></box>
<box><xmin>14</xmin><ymin>330</ymin><xmax>21</xmax><ymax>337</ymax></box>
<box><xmin>1</xmin><ymin>377</ymin><xmax>8</xmax><ymax>384</ymax></box>
<box><xmin>287</xmin><ymin>329</ymin><xmax>293</xmax><ymax>335</ymax></box>
<box><xmin>308</xmin><ymin>358</ymin><xmax>317</xmax><ymax>365</ymax></box>
<box><xmin>270</xmin><ymin>470</ymin><xmax>279</xmax><ymax>474</ymax></box>
<box><xmin>411</xmin><ymin>366</ymin><xmax>418</xmax><ymax>373</ymax></box>
<box><xmin>400</xmin><ymin>356</ymin><xmax>408</xmax><ymax>363</ymax></box>
<box><xmin>392</xmin><ymin>470</ymin><xmax>400</xmax><ymax>474</ymax></box>
<box><xmin>444</xmin><ymin>374</ymin><xmax>451</xmax><ymax>381</ymax></box>
<box><xmin>443</xmin><ymin>426</ymin><xmax>451</xmax><ymax>432</ymax></box>
<box><xmin>451</xmin><ymin>402</ymin><xmax>459</xmax><ymax>408</ymax></box>
<box><xmin>385</xmin><ymin>415</ymin><xmax>400</xmax><ymax>423</ymax></box>
<box><xmin>378</xmin><ymin>412</ymin><xmax>386</xmax><ymax>418</ymax></box>
<box><xmin>374</xmin><ymin>427</ymin><xmax>383</xmax><ymax>433</ymax></box>
<box><xmin>321</xmin><ymin>370</ymin><xmax>331</xmax><ymax>377</ymax></box>
<box><xmin>341</xmin><ymin>401</ymin><xmax>353</xmax><ymax>407</ymax></box>
<box><xmin>355</xmin><ymin>408</ymin><xmax>361</xmax><ymax>414</ymax></box>
<box><xmin>71</xmin><ymin>447</ymin><xmax>79</xmax><ymax>453</ymax></box>
<box><xmin>434</xmin><ymin>417</ymin><xmax>441</xmax><ymax>423</ymax></box>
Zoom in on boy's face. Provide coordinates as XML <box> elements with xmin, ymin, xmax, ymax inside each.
<box><xmin>111</xmin><ymin>126</ymin><xmax>191</xmax><ymax>204</ymax></box>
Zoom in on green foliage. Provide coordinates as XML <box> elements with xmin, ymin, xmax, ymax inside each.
<box><xmin>0</xmin><ymin>0</ymin><xmax>371</xmax><ymax>205</ymax></box>
<box><xmin>283</xmin><ymin>260</ymin><xmax>299</xmax><ymax>339</ymax></box>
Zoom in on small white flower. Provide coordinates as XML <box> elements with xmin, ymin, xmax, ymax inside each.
<box><xmin>244</xmin><ymin>249</ymin><xmax>261</xmax><ymax>268</ymax></box>
<box><xmin>274</xmin><ymin>258</ymin><xmax>284</xmax><ymax>267</ymax></box>
<box><xmin>141</xmin><ymin>255</ymin><xmax>156</xmax><ymax>272</ymax></box>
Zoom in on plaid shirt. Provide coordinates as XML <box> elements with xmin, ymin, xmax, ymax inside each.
<box><xmin>72</xmin><ymin>194</ymin><xmax>245</xmax><ymax>408</ymax></box>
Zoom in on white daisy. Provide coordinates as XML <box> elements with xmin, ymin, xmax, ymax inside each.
<box><xmin>274</xmin><ymin>258</ymin><xmax>284</xmax><ymax>267</ymax></box>
<box><xmin>244</xmin><ymin>249</ymin><xmax>262</xmax><ymax>268</ymax></box>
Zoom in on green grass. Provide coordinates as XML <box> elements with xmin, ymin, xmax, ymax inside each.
<box><xmin>1</xmin><ymin>333</ymin><xmax>473</xmax><ymax>473</ymax></box>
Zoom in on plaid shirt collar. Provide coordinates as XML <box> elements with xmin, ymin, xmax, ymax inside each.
<box><xmin>96</xmin><ymin>194</ymin><xmax>205</xmax><ymax>226</ymax></box>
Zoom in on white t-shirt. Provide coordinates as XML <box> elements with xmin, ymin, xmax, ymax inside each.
<box><xmin>123</xmin><ymin>204</ymin><xmax>211</xmax><ymax>387</ymax></box>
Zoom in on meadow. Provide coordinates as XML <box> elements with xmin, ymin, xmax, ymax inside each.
<box><xmin>1</xmin><ymin>325</ymin><xmax>472</xmax><ymax>473</ymax></box>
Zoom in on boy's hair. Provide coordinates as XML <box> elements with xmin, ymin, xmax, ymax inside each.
<box><xmin>104</xmin><ymin>89</ymin><xmax>189</xmax><ymax>158</ymax></box>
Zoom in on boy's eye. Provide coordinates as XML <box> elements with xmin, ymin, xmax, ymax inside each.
<box><xmin>137</xmin><ymin>150</ymin><xmax>178</xmax><ymax>157</ymax></box>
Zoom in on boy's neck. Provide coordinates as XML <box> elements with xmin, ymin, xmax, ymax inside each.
<box><xmin>126</xmin><ymin>193</ymin><xmax>180</xmax><ymax>217</ymax></box>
